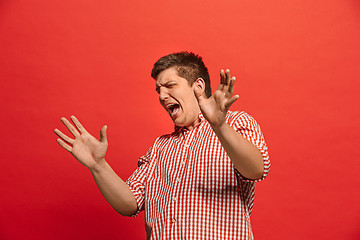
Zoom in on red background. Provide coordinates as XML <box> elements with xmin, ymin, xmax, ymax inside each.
<box><xmin>1</xmin><ymin>0</ymin><xmax>359</xmax><ymax>239</ymax></box>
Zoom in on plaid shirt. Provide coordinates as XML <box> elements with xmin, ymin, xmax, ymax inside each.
<box><xmin>126</xmin><ymin>111</ymin><xmax>270</xmax><ymax>239</ymax></box>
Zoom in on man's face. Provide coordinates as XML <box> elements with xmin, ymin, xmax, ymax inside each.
<box><xmin>156</xmin><ymin>67</ymin><xmax>201</xmax><ymax>130</ymax></box>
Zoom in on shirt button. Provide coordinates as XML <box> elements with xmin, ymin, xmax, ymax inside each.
<box><xmin>173</xmin><ymin>197</ymin><xmax>177</xmax><ymax>202</ymax></box>
<box><xmin>177</xmin><ymin>178</ymin><xmax>181</xmax><ymax>182</ymax></box>
<box><xmin>181</xmin><ymin>161</ymin><xmax>185</xmax><ymax>165</ymax></box>
<box><xmin>172</xmin><ymin>218</ymin><xmax>177</xmax><ymax>223</ymax></box>
<box><xmin>184</xmin><ymin>144</ymin><xmax>189</xmax><ymax>148</ymax></box>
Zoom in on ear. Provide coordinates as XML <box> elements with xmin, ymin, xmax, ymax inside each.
<box><xmin>193</xmin><ymin>78</ymin><xmax>206</xmax><ymax>99</ymax></box>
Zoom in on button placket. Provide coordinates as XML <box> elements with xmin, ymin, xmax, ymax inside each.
<box><xmin>168</xmin><ymin>131</ymin><xmax>188</xmax><ymax>233</ymax></box>
<box><xmin>169</xmin><ymin>126</ymin><xmax>198</xmax><ymax>234</ymax></box>
<box><xmin>170</xmin><ymin>128</ymin><xmax>193</xmax><ymax>233</ymax></box>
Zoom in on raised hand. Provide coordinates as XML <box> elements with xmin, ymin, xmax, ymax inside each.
<box><xmin>195</xmin><ymin>69</ymin><xmax>239</xmax><ymax>128</ymax></box>
<box><xmin>54</xmin><ymin>116</ymin><xmax>108</xmax><ymax>170</ymax></box>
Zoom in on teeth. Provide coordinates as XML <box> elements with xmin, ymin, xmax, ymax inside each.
<box><xmin>165</xmin><ymin>103</ymin><xmax>179</xmax><ymax>116</ymax></box>
<box><xmin>167</xmin><ymin>103</ymin><xmax>176</xmax><ymax>108</ymax></box>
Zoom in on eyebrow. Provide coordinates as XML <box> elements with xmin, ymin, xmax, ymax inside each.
<box><xmin>155</xmin><ymin>80</ymin><xmax>176</xmax><ymax>92</ymax></box>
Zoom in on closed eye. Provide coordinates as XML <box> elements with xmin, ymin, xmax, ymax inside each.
<box><xmin>155</xmin><ymin>81</ymin><xmax>176</xmax><ymax>93</ymax></box>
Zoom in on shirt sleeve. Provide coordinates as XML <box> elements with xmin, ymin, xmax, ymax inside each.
<box><xmin>125</xmin><ymin>146</ymin><xmax>152</xmax><ymax>217</ymax></box>
<box><xmin>229</xmin><ymin>111</ymin><xmax>271</xmax><ymax>182</ymax></box>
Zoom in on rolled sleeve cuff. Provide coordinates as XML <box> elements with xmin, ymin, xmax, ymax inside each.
<box><xmin>125</xmin><ymin>180</ymin><xmax>145</xmax><ymax>217</ymax></box>
<box><xmin>234</xmin><ymin>151</ymin><xmax>271</xmax><ymax>183</ymax></box>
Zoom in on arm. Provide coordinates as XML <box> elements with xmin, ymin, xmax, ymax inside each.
<box><xmin>54</xmin><ymin>116</ymin><xmax>137</xmax><ymax>216</ymax></box>
<box><xmin>193</xmin><ymin>69</ymin><xmax>264</xmax><ymax>180</ymax></box>
<box><xmin>211</xmin><ymin>120</ymin><xmax>264</xmax><ymax>180</ymax></box>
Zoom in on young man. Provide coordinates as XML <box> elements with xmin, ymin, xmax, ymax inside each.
<box><xmin>54</xmin><ymin>52</ymin><xmax>270</xmax><ymax>239</ymax></box>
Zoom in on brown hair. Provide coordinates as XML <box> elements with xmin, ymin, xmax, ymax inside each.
<box><xmin>151</xmin><ymin>51</ymin><xmax>212</xmax><ymax>98</ymax></box>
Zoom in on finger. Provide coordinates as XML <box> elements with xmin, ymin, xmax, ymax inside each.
<box><xmin>227</xmin><ymin>76</ymin><xmax>236</xmax><ymax>96</ymax></box>
<box><xmin>100</xmin><ymin>125</ymin><xmax>108</xmax><ymax>143</ymax></box>
<box><xmin>54</xmin><ymin>129</ymin><xmax>75</xmax><ymax>144</ymax></box>
<box><xmin>56</xmin><ymin>138</ymin><xmax>72</xmax><ymax>152</ymax></box>
<box><xmin>216</xmin><ymin>83</ymin><xmax>225</xmax><ymax>91</ymax></box>
<box><xmin>220</xmin><ymin>69</ymin><xmax>226</xmax><ymax>85</ymax></box>
<box><xmin>218</xmin><ymin>70</ymin><xmax>225</xmax><ymax>91</ymax></box>
<box><xmin>61</xmin><ymin>117</ymin><xmax>80</xmax><ymax>137</ymax></box>
<box><xmin>225</xmin><ymin>95</ymin><xmax>239</xmax><ymax>109</ymax></box>
<box><xmin>70</xmin><ymin>115</ymin><xmax>88</xmax><ymax>134</ymax></box>
<box><xmin>225</xmin><ymin>69</ymin><xmax>231</xmax><ymax>86</ymax></box>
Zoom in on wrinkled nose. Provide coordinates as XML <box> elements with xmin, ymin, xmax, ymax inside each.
<box><xmin>158</xmin><ymin>88</ymin><xmax>168</xmax><ymax>101</ymax></box>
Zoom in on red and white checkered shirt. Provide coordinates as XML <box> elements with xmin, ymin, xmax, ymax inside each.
<box><xmin>126</xmin><ymin>111</ymin><xmax>270</xmax><ymax>239</ymax></box>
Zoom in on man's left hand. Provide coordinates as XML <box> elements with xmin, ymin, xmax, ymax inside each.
<box><xmin>194</xmin><ymin>69</ymin><xmax>239</xmax><ymax>128</ymax></box>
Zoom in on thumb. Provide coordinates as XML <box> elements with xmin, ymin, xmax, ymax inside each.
<box><xmin>193</xmin><ymin>87</ymin><xmax>206</xmax><ymax>103</ymax></box>
<box><xmin>100</xmin><ymin>125</ymin><xmax>108</xmax><ymax>143</ymax></box>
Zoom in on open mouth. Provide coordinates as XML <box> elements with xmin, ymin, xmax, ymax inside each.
<box><xmin>166</xmin><ymin>103</ymin><xmax>180</xmax><ymax>117</ymax></box>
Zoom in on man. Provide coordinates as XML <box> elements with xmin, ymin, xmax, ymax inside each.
<box><xmin>54</xmin><ymin>52</ymin><xmax>270</xmax><ymax>239</ymax></box>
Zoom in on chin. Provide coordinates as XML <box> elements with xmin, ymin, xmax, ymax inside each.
<box><xmin>173</xmin><ymin>120</ymin><xmax>184</xmax><ymax>126</ymax></box>
<box><xmin>173</xmin><ymin>118</ymin><xmax>186</xmax><ymax>127</ymax></box>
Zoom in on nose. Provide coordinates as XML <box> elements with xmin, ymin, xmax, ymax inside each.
<box><xmin>158</xmin><ymin>87</ymin><xmax>169</xmax><ymax>101</ymax></box>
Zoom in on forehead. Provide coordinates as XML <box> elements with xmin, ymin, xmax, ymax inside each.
<box><xmin>155</xmin><ymin>68</ymin><xmax>179</xmax><ymax>84</ymax></box>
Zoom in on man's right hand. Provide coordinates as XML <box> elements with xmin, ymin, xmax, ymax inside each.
<box><xmin>54</xmin><ymin>116</ymin><xmax>108</xmax><ymax>170</ymax></box>
<box><xmin>54</xmin><ymin>116</ymin><xmax>138</xmax><ymax>216</ymax></box>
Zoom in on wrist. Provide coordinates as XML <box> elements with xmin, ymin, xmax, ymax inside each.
<box><xmin>88</xmin><ymin>158</ymin><xmax>108</xmax><ymax>174</ymax></box>
<box><xmin>210</xmin><ymin>121</ymin><xmax>227</xmax><ymax>133</ymax></box>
